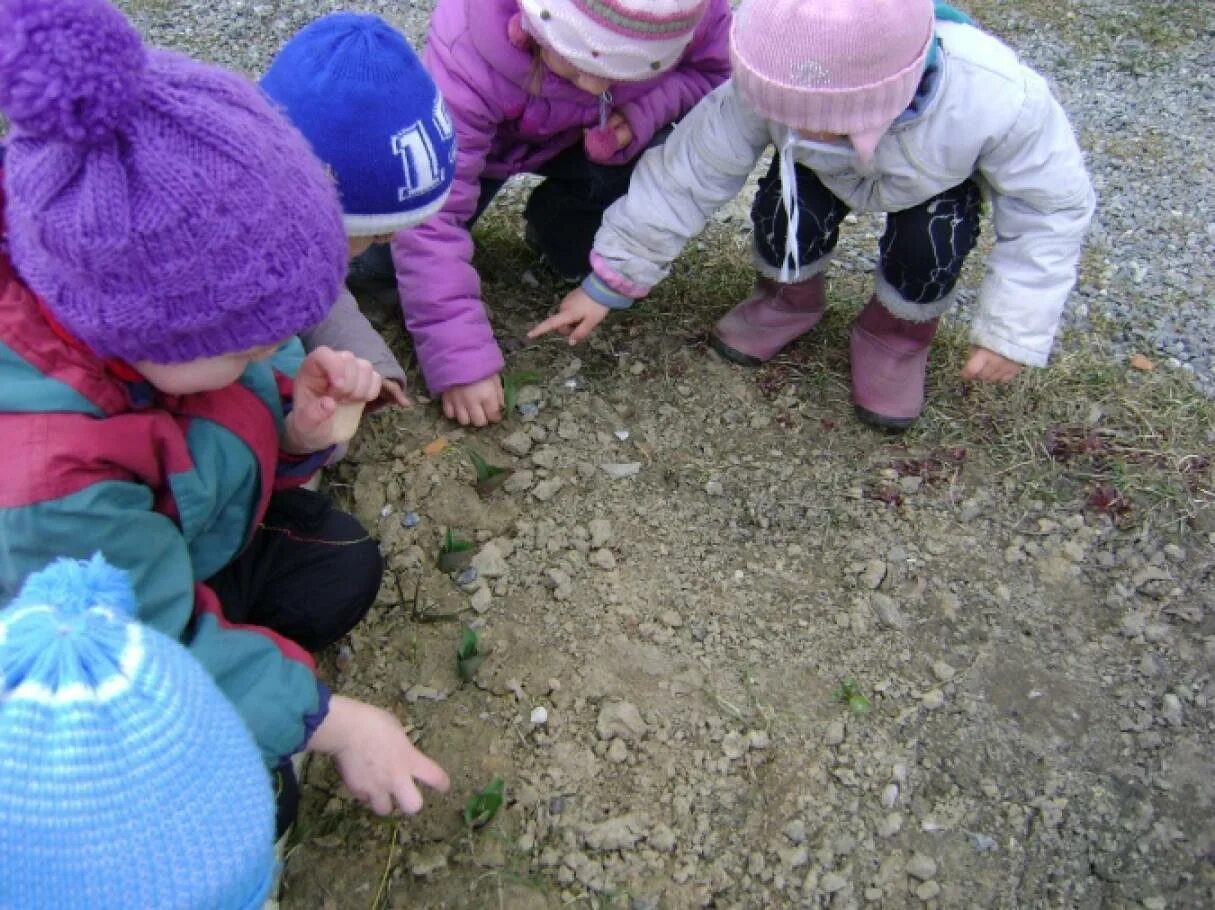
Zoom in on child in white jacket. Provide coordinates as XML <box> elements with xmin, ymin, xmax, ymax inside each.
<box><xmin>530</xmin><ymin>0</ymin><xmax>1096</xmax><ymax>429</ymax></box>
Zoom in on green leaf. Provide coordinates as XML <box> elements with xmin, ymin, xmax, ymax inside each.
<box><xmin>463</xmin><ymin>775</ymin><xmax>505</xmax><ymax>828</ymax></box>
<box><xmin>847</xmin><ymin>693</ymin><xmax>871</xmax><ymax>715</ymax></box>
<box><xmin>469</xmin><ymin>450</ymin><xmax>507</xmax><ymax>483</ymax></box>
<box><xmin>457</xmin><ymin>626</ymin><xmax>480</xmax><ymax>661</ymax></box>
<box><xmin>503</xmin><ymin>369</ymin><xmax>542</xmax><ymax>416</ymax></box>
<box><xmin>441</xmin><ymin>528</ymin><xmax>473</xmax><ymax>554</ymax></box>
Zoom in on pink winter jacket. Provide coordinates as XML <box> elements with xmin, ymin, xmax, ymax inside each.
<box><xmin>393</xmin><ymin>0</ymin><xmax>732</xmax><ymax>395</ymax></box>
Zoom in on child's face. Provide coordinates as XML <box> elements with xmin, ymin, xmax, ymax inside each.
<box><xmin>348</xmin><ymin>234</ymin><xmax>394</xmax><ymax>258</ymax></box>
<box><xmin>538</xmin><ymin>44</ymin><xmax>613</xmax><ymax>95</ymax></box>
<box><xmin>133</xmin><ymin>342</ymin><xmax>281</xmax><ymax>395</ymax></box>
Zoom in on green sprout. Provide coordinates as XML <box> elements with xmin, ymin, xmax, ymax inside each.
<box><xmin>437</xmin><ymin>529</ymin><xmax>474</xmax><ymax>573</ymax></box>
<box><xmin>833</xmin><ymin>677</ymin><xmax>872</xmax><ymax>716</ymax></box>
<box><xmin>456</xmin><ymin>625</ymin><xmax>485</xmax><ymax>681</ymax></box>
<box><xmin>463</xmin><ymin>775</ymin><xmax>505</xmax><ymax>829</ymax></box>
<box><xmin>503</xmin><ymin>369</ymin><xmax>541</xmax><ymax>417</ymax></box>
<box><xmin>468</xmin><ymin>450</ymin><xmax>513</xmax><ymax>497</ymax></box>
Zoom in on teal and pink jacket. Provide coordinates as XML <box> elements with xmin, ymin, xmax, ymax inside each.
<box><xmin>0</xmin><ymin>169</ymin><xmax>329</xmax><ymax>769</ymax></box>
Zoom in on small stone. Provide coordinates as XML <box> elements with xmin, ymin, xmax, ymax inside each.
<box><xmin>748</xmin><ymin>730</ymin><xmax>771</xmax><ymax>751</ymax></box>
<box><xmin>588</xmin><ymin>518</ymin><xmax>613</xmax><ymax>548</ymax></box>
<box><xmin>779</xmin><ymin>845</ymin><xmax>809</xmax><ymax>871</ymax></box>
<box><xmin>1161</xmin><ymin>693</ymin><xmax>1183</xmax><ymax>727</ymax></box>
<box><xmin>915</xmin><ymin>881</ymin><xmax>941</xmax><ymax>901</ymax></box>
<box><xmin>824</xmin><ymin>720</ymin><xmax>845</xmax><ymax>746</ymax></box>
<box><xmin>819</xmin><ymin>872</ymin><xmax>848</xmax><ymax>893</ymax></box>
<box><xmin>860</xmin><ymin>559</ymin><xmax>887</xmax><ymax>589</ymax></box>
<box><xmin>921</xmin><ymin>689</ymin><xmax>945</xmax><ymax>710</ymax></box>
<box><xmin>906</xmin><ymin>853</ymin><xmax>937</xmax><ymax>881</ymax></box>
<box><xmin>597</xmin><ymin>700</ymin><xmax>648</xmax><ymax>741</ymax></box>
<box><xmin>590</xmin><ymin>548</ymin><xmax>617</xmax><ymax>570</ymax></box>
<box><xmin>455</xmin><ymin>567</ymin><xmax>479</xmax><ymax>588</ymax></box>
<box><xmin>530</xmin><ymin>706</ymin><xmax>548</xmax><ymax>725</ymax></box>
<box><xmin>970</xmin><ymin>833</ymin><xmax>997</xmax><ymax>853</ymax></box>
<box><xmin>532</xmin><ymin>477</ymin><xmax>566</xmax><ymax>501</ymax></box>
<box><xmin>881</xmin><ymin>783</ymin><xmax>900</xmax><ymax>809</ymax></box>
<box><xmin>407</xmin><ymin>843</ymin><xmax>450</xmax><ymax>877</ymax></box>
<box><xmin>899</xmin><ymin>475</ymin><xmax>923</xmax><ymax>494</ymax></box>
<box><xmin>782</xmin><ymin>820</ymin><xmax>807</xmax><ymax>844</ymax></box>
<box><xmin>501</xmin><ymin>431</ymin><xmax>533</xmax><ymax>457</ymax></box>
<box><xmin>1163</xmin><ymin>544</ymin><xmax>1186</xmax><ymax>563</ymax></box>
<box><xmin>470</xmin><ymin>586</ymin><xmax>492</xmax><ymax>614</ymax></box>
<box><xmin>871</xmin><ymin>592</ymin><xmax>908</xmax><ymax>630</ymax></box>
<box><xmin>472</xmin><ymin>542</ymin><xmax>509</xmax><ymax>578</ymax></box>
<box><xmin>722</xmin><ymin>731</ymin><xmax>747</xmax><ymax>760</ymax></box>
<box><xmin>607</xmin><ymin>739</ymin><xmax>630</xmax><ymax>764</ymax></box>
<box><xmin>931</xmin><ymin>660</ymin><xmax>956</xmax><ymax>683</ymax></box>
<box><xmin>705</xmin><ymin>479</ymin><xmax>724</xmax><ymax>496</ymax></box>
<box><xmin>614</xmin><ymin>429</ymin><xmax>630</xmax><ymax>441</ymax></box>
<box><xmin>600</xmin><ymin>462</ymin><xmax>642</xmax><ymax>479</ymax></box>
<box><xmin>518</xmin><ymin>401</ymin><xmax>540</xmax><ymax>419</ymax></box>
<box><xmin>531</xmin><ymin>447</ymin><xmax>558</xmax><ymax>469</ymax></box>
<box><xmin>660</xmin><ymin>609</ymin><xmax>683</xmax><ymax>628</ymax></box>
<box><xmin>649</xmin><ymin>825</ymin><xmax>677</xmax><ymax>852</ymax></box>
<box><xmin>400</xmin><ymin>511</ymin><xmax>420</xmax><ymax>529</ymax></box>
<box><xmin>503</xmin><ymin>470</ymin><xmax>535</xmax><ymax>493</ymax></box>
<box><xmin>403</xmin><ymin>685</ymin><xmax>447</xmax><ymax>703</ymax></box>
<box><xmin>877</xmin><ymin>812</ymin><xmax>904</xmax><ymax>837</ymax></box>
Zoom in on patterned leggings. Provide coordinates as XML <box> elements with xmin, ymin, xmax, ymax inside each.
<box><xmin>751</xmin><ymin>155</ymin><xmax>983</xmax><ymax>305</ymax></box>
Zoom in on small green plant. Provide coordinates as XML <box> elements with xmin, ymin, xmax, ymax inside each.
<box><xmin>503</xmin><ymin>369</ymin><xmax>541</xmax><ymax>416</ymax></box>
<box><xmin>456</xmin><ymin>625</ymin><xmax>485</xmax><ymax>681</ymax></box>
<box><xmin>468</xmin><ymin>449</ymin><xmax>513</xmax><ymax>497</ymax></box>
<box><xmin>437</xmin><ymin>528</ymin><xmax>474</xmax><ymax>573</ymax></box>
<box><xmin>464</xmin><ymin>775</ymin><xmax>505</xmax><ymax>829</ymax></box>
<box><xmin>833</xmin><ymin>677</ymin><xmax>871</xmax><ymax>716</ymax></box>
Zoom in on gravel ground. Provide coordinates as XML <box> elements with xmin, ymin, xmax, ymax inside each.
<box><xmin>107</xmin><ymin>3</ymin><xmax>1215</xmax><ymax>909</ymax></box>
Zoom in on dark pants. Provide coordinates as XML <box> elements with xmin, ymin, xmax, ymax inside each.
<box><xmin>206</xmin><ymin>487</ymin><xmax>383</xmax><ymax>836</ymax></box>
<box><xmin>347</xmin><ymin>138</ymin><xmax>654</xmax><ymax>288</ymax></box>
<box><xmin>752</xmin><ymin>156</ymin><xmax>983</xmax><ymax>306</ymax></box>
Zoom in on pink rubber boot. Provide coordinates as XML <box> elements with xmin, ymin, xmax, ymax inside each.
<box><xmin>710</xmin><ymin>274</ymin><xmax>827</xmax><ymax>366</ymax></box>
<box><xmin>849</xmin><ymin>295</ymin><xmax>939</xmax><ymax>430</ymax></box>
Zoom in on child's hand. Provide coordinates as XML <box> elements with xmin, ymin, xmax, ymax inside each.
<box><xmin>584</xmin><ymin>111</ymin><xmax>634</xmax><ymax>163</ymax></box>
<box><xmin>308</xmin><ymin>695</ymin><xmax>450</xmax><ymax>816</ymax></box>
<box><xmin>379</xmin><ymin>379</ymin><xmax>411</xmax><ymax>409</ymax></box>
<box><xmin>284</xmin><ymin>346</ymin><xmax>382</xmax><ymax>453</ymax></box>
<box><xmin>441</xmin><ymin>374</ymin><xmax>504</xmax><ymax>427</ymax></box>
<box><xmin>528</xmin><ymin>288</ymin><xmax>610</xmax><ymax>345</ymax></box>
<box><xmin>605</xmin><ymin>111</ymin><xmax>634</xmax><ymax>149</ymax></box>
<box><xmin>961</xmin><ymin>346</ymin><xmax>1023</xmax><ymax>383</ymax></box>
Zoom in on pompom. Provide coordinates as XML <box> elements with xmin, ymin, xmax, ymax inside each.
<box><xmin>584</xmin><ymin>125</ymin><xmax>621</xmax><ymax>164</ymax></box>
<box><xmin>9</xmin><ymin>553</ymin><xmax>137</xmax><ymax>620</ymax></box>
<box><xmin>0</xmin><ymin>0</ymin><xmax>146</xmax><ymax>144</ymax></box>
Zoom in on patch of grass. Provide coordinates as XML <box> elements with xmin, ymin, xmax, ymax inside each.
<box><xmin>833</xmin><ymin>677</ymin><xmax>872</xmax><ymax>716</ymax></box>
<box><xmin>463</xmin><ymin>775</ymin><xmax>505</xmax><ymax>829</ymax></box>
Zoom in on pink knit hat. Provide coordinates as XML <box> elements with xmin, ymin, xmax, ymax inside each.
<box><xmin>730</xmin><ymin>0</ymin><xmax>934</xmax><ymax>162</ymax></box>
<box><xmin>517</xmin><ymin>0</ymin><xmax>708</xmax><ymax>82</ymax></box>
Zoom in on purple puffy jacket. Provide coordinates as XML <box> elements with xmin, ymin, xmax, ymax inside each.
<box><xmin>392</xmin><ymin>0</ymin><xmax>732</xmax><ymax>395</ymax></box>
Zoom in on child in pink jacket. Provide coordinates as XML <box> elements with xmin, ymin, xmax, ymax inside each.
<box><xmin>372</xmin><ymin>0</ymin><xmax>731</xmax><ymax>426</ymax></box>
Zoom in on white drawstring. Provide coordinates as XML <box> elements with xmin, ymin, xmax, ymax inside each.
<box><xmin>778</xmin><ymin>132</ymin><xmax>801</xmax><ymax>283</ymax></box>
<box><xmin>599</xmin><ymin>90</ymin><xmax>613</xmax><ymax>129</ymax></box>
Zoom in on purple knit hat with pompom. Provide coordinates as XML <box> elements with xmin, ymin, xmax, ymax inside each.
<box><xmin>0</xmin><ymin>0</ymin><xmax>347</xmax><ymax>364</ymax></box>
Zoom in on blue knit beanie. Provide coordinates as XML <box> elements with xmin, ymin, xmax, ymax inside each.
<box><xmin>0</xmin><ymin>555</ymin><xmax>276</xmax><ymax>910</ymax></box>
<box><xmin>261</xmin><ymin>13</ymin><xmax>456</xmax><ymax>236</ymax></box>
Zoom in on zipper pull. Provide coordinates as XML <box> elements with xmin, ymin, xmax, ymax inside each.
<box><xmin>599</xmin><ymin>90</ymin><xmax>613</xmax><ymax>129</ymax></box>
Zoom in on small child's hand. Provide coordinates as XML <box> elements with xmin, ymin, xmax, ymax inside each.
<box><xmin>441</xmin><ymin>374</ymin><xmax>504</xmax><ymax>427</ymax></box>
<box><xmin>285</xmin><ymin>346</ymin><xmax>382</xmax><ymax>452</ymax></box>
<box><xmin>961</xmin><ymin>346</ymin><xmax>1023</xmax><ymax>383</ymax></box>
<box><xmin>528</xmin><ymin>288</ymin><xmax>610</xmax><ymax>345</ymax></box>
<box><xmin>584</xmin><ymin>111</ymin><xmax>634</xmax><ymax>163</ymax></box>
<box><xmin>308</xmin><ymin>695</ymin><xmax>450</xmax><ymax>816</ymax></box>
<box><xmin>379</xmin><ymin>379</ymin><xmax>411</xmax><ymax>409</ymax></box>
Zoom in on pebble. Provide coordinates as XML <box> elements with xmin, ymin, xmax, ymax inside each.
<box><xmin>660</xmin><ymin>609</ymin><xmax>683</xmax><ymax>628</ymax></box>
<box><xmin>530</xmin><ymin>706</ymin><xmax>548</xmax><ymax>725</ymax></box>
<box><xmin>824</xmin><ymin>720</ymin><xmax>845</xmax><ymax>746</ymax></box>
<box><xmin>531</xmin><ymin>447</ymin><xmax>558</xmax><ymax>469</ymax></box>
<box><xmin>906</xmin><ymin>853</ymin><xmax>938</xmax><ymax>881</ymax></box>
<box><xmin>596</xmin><ymin>700</ymin><xmax>648</xmax><ymax>741</ymax></box>
<box><xmin>915</xmin><ymin>880</ymin><xmax>942</xmax><ymax>901</ymax></box>
<box><xmin>860</xmin><ymin>560</ymin><xmax>887</xmax><ymax>590</ymax></box>
<box><xmin>921</xmin><ymin>689</ymin><xmax>946</xmax><ymax>710</ymax></box>
<box><xmin>400</xmin><ymin>511</ymin><xmax>420</xmax><ymax>529</ymax></box>
<box><xmin>871</xmin><ymin>592</ymin><xmax>908</xmax><ymax>630</ymax></box>
<box><xmin>607</xmin><ymin>739</ymin><xmax>630</xmax><ymax>763</ymax></box>
<box><xmin>1161</xmin><ymin>693</ymin><xmax>1184</xmax><ymax>727</ymax></box>
<box><xmin>748</xmin><ymin>730</ymin><xmax>771</xmax><ymax>750</ymax></box>
<box><xmin>783</xmin><ymin>820</ymin><xmax>808</xmax><ymax>844</ymax></box>
<box><xmin>470</xmin><ymin>586</ymin><xmax>492</xmax><ymax>614</ymax></box>
<box><xmin>970</xmin><ymin>833</ymin><xmax>997</xmax><ymax>853</ymax></box>
<box><xmin>407</xmin><ymin>844</ymin><xmax>450</xmax><ymax>877</ymax></box>
<box><xmin>532</xmin><ymin>477</ymin><xmax>566</xmax><ymax>501</ymax></box>
<box><xmin>878</xmin><ymin>812</ymin><xmax>904</xmax><ymax>837</ymax></box>
<box><xmin>721</xmin><ymin>731</ymin><xmax>748</xmax><ymax>760</ymax></box>
<box><xmin>600</xmin><ymin>462</ymin><xmax>642</xmax><ymax>479</ymax></box>
<box><xmin>819</xmin><ymin>872</ymin><xmax>848</xmax><ymax>893</ymax></box>
<box><xmin>705</xmin><ymin>479</ymin><xmax>724</xmax><ymax>496</ymax></box>
<box><xmin>588</xmin><ymin>518</ymin><xmax>613</xmax><ymax>548</ymax></box>
<box><xmin>455</xmin><ymin>567</ymin><xmax>479</xmax><ymax>588</ymax></box>
<box><xmin>517</xmin><ymin>401</ymin><xmax>540</xmax><ymax>419</ymax></box>
<box><xmin>501</xmin><ymin>431</ymin><xmax>533</xmax><ymax>456</ymax></box>
<box><xmin>472</xmin><ymin>542</ymin><xmax>509</xmax><ymax>578</ymax></box>
<box><xmin>881</xmin><ymin>783</ymin><xmax>900</xmax><ymax>809</ymax></box>
<box><xmin>931</xmin><ymin>660</ymin><xmax>956</xmax><ymax>683</ymax></box>
<box><xmin>503</xmin><ymin>469</ymin><xmax>535</xmax><ymax>493</ymax></box>
<box><xmin>590</xmin><ymin>548</ymin><xmax>617</xmax><ymax>570</ymax></box>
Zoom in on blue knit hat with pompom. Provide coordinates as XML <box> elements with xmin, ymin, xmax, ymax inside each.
<box><xmin>0</xmin><ymin>555</ymin><xmax>276</xmax><ymax>910</ymax></box>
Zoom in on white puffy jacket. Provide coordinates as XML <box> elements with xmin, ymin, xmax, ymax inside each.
<box><xmin>589</xmin><ymin>21</ymin><xmax>1097</xmax><ymax>367</ymax></box>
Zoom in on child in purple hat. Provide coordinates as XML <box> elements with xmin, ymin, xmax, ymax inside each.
<box><xmin>0</xmin><ymin>0</ymin><xmax>448</xmax><ymax>835</ymax></box>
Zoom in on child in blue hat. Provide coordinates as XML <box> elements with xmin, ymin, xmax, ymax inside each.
<box><xmin>262</xmin><ymin>13</ymin><xmax>458</xmax><ymax>410</ymax></box>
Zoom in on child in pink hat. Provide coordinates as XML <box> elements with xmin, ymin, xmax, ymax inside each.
<box><xmin>357</xmin><ymin>0</ymin><xmax>732</xmax><ymax>427</ymax></box>
<box><xmin>530</xmin><ymin>0</ymin><xmax>1096</xmax><ymax>429</ymax></box>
